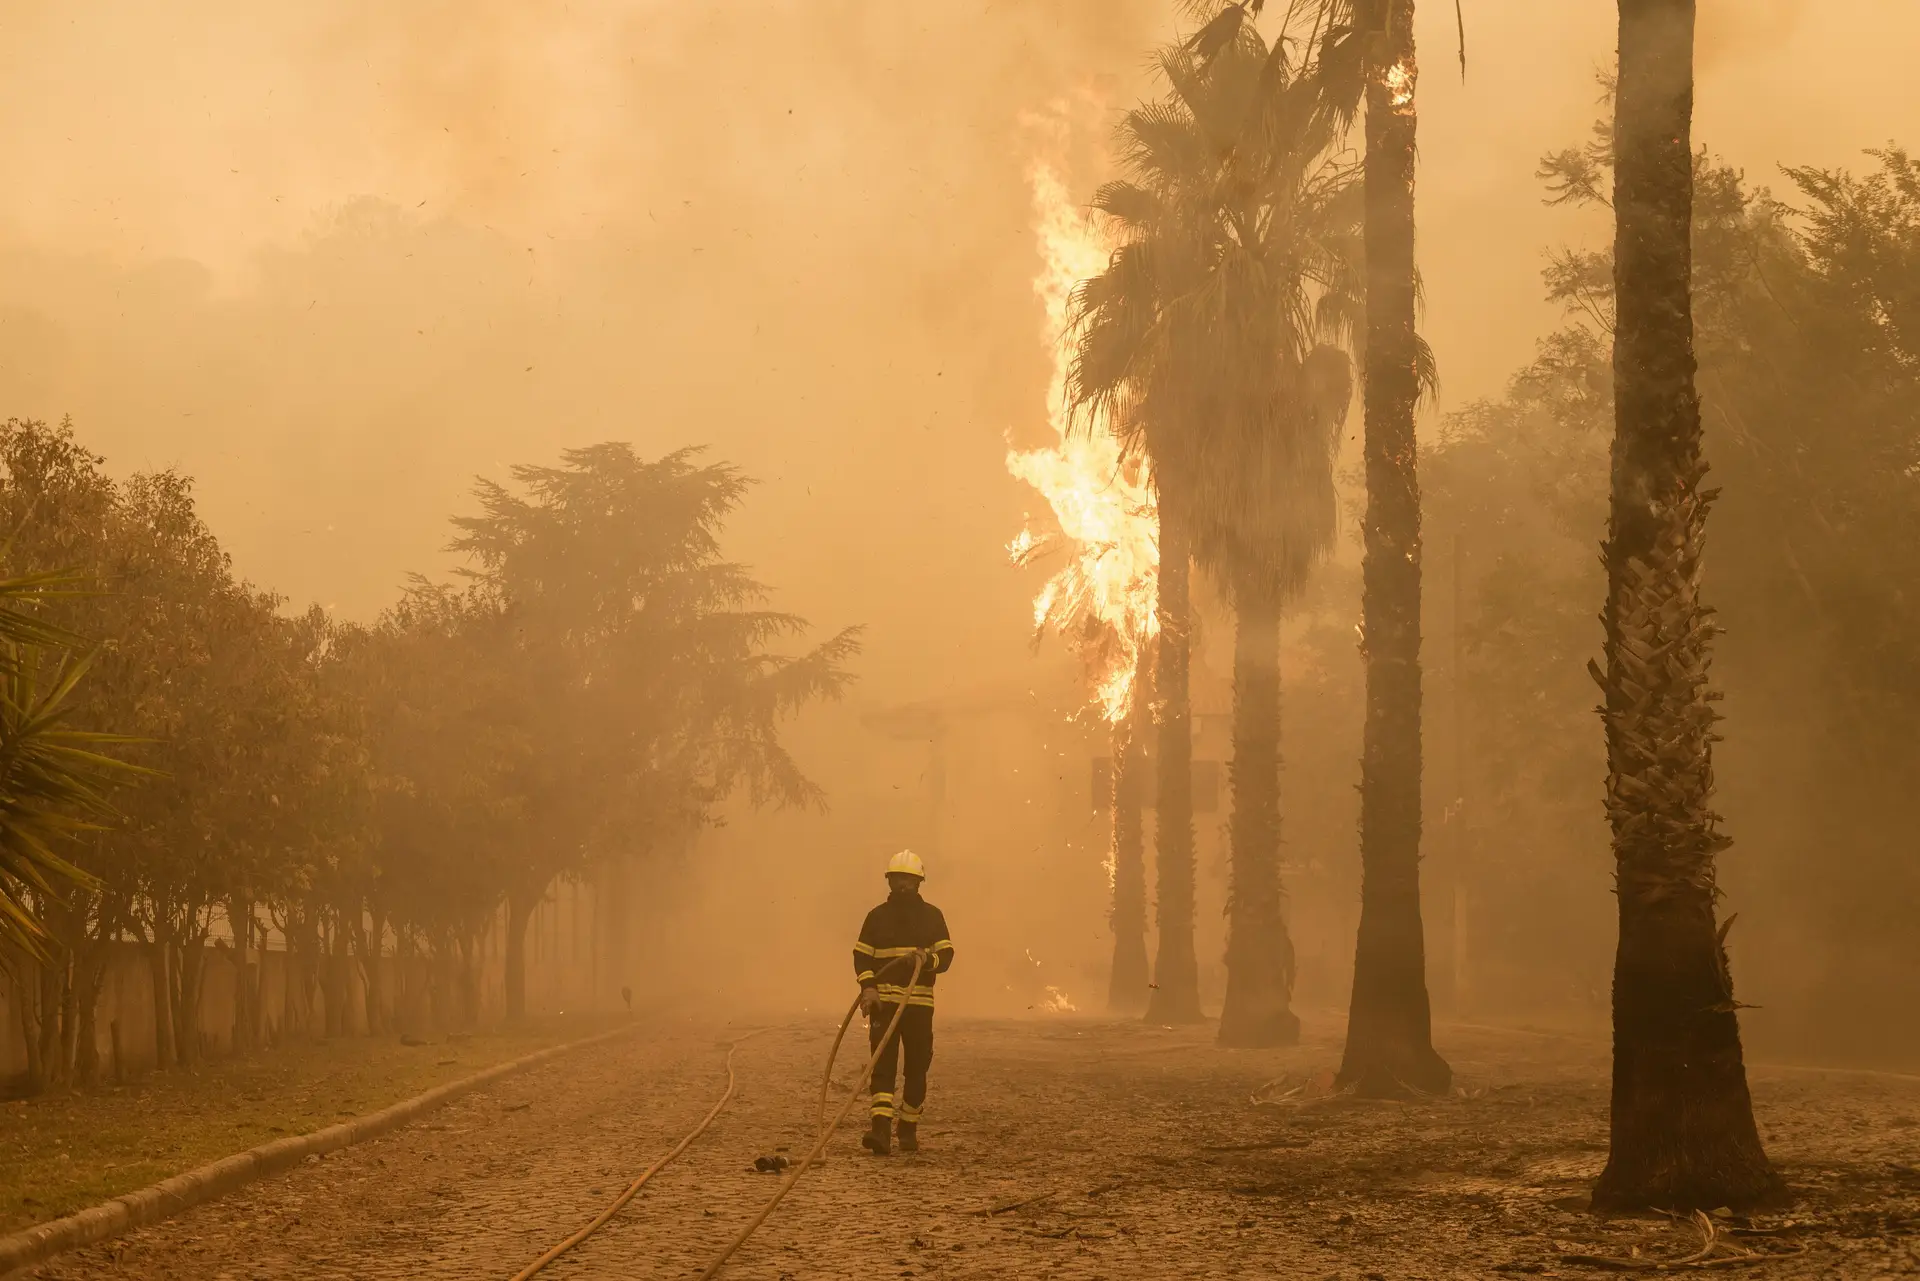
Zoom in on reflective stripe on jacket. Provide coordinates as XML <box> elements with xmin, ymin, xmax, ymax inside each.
<box><xmin>852</xmin><ymin>892</ymin><xmax>953</xmax><ymax>1008</ymax></box>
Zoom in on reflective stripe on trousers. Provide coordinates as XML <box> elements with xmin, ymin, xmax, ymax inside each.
<box><xmin>868</xmin><ymin>1003</ymin><xmax>934</xmax><ymax>1122</ymax></box>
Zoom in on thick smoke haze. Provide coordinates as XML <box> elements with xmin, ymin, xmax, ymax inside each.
<box><xmin>0</xmin><ymin>1</ymin><xmax>1911</xmax><ymax>1021</ymax></box>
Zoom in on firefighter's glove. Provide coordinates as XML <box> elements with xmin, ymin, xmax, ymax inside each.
<box><xmin>858</xmin><ymin>988</ymin><xmax>880</xmax><ymax>1017</ymax></box>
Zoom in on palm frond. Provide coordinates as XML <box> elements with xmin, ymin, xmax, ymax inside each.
<box><xmin>0</xmin><ymin>642</ymin><xmax>149</xmax><ymax>956</ymax></box>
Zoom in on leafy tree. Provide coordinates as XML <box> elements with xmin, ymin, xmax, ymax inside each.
<box><xmin>1435</xmin><ymin>125</ymin><xmax>1920</xmax><ymax>1060</ymax></box>
<box><xmin>0</xmin><ymin>422</ymin><xmax>256</xmax><ymax>1076</ymax></box>
<box><xmin>340</xmin><ymin>582</ymin><xmax>523</xmax><ymax>1032</ymax></box>
<box><xmin>448</xmin><ymin>443</ymin><xmax>860</xmax><ymax>1018</ymax></box>
<box><xmin>0</xmin><ymin>417</ymin><xmax>857</xmax><ymax>1079</ymax></box>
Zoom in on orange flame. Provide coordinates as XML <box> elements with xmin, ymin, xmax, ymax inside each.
<box><xmin>1385</xmin><ymin>59</ymin><xmax>1416</xmax><ymax>111</ymax></box>
<box><xmin>1006</xmin><ymin>157</ymin><xmax>1159</xmax><ymax>725</ymax></box>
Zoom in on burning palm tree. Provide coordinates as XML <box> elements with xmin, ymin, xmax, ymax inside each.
<box><xmin>1067</xmin><ymin>17</ymin><xmax>1363</xmax><ymax>1040</ymax></box>
<box><xmin>1007</xmin><ymin>148</ymin><xmax>1163</xmax><ymax>1014</ymax></box>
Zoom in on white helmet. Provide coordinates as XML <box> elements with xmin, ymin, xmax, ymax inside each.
<box><xmin>886</xmin><ymin>849</ymin><xmax>926</xmax><ymax>880</ymax></box>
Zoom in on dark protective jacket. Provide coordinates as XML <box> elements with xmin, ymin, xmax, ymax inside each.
<box><xmin>852</xmin><ymin>890</ymin><xmax>954</xmax><ymax>1007</ymax></box>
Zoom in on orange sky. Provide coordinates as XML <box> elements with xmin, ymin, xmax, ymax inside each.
<box><xmin>0</xmin><ymin>0</ymin><xmax>1907</xmax><ymax>710</ymax></box>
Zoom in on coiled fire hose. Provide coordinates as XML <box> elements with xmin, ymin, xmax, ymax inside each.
<box><xmin>505</xmin><ymin>953</ymin><xmax>929</xmax><ymax>1280</ymax></box>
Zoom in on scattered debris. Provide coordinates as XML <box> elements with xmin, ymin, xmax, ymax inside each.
<box><xmin>971</xmin><ymin>1191</ymin><xmax>1058</xmax><ymax>1217</ymax></box>
<box><xmin>1201</xmin><ymin>1137</ymin><xmax>1313</xmax><ymax>1152</ymax></box>
<box><xmin>1250</xmin><ymin>1069</ymin><xmax>1349</xmax><ymax>1109</ymax></box>
<box><xmin>1559</xmin><ymin>1210</ymin><xmax>1809</xmax><ymax>1271</ymax></box>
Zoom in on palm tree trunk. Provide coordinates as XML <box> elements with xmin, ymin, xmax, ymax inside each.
<box><xmin>1145</xmin><ymin>506</ymin><xmax>1202</xmax><ymax>1024</ymax></box>
<box><xmin>1591</xmin><ymin>0</ymin><xmax>1777</xmax><ymax>1211</ymax></box>
<box><xmin>1107</xmin><ymin>671</ymin><xmax>1151</xmax><ymax>1015</ymax></box>
<box><xmin>1218</xmin><ymin>584</ymin><xmax>1300</xmax><ymax>1046</ymax></box>
<box><xmin>1340</xmin><ymin>0</ymin><xmax>1450</xmax><ymax>1097</ymax></box>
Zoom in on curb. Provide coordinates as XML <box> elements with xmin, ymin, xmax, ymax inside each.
<box><xmin>0</xmin><ymin>1021</ymin><xmax>638</xmax><ymax>1278</ymax></box>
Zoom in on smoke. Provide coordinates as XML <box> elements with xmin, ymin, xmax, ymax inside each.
<box><xmin>0</xmin><ymin>1</ymin><xmax>1908</xmax><ymax>1025</ymax></box>
<box><xmin>1697</xmin><ymin>0</ymin><xmax>1806</xmax><ymax>72</ymax></box>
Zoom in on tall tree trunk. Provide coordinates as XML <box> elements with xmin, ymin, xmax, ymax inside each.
<box><xmin>73</xmin><ymin>940</ymin><xmax>107</xmax><ymax>1085</ymax></box>
<box><xmin>1145</xmin><ymin>507</ymin><xmax>1202</xmax><ymax>1024</ymax></box>
<box><xmin>1218</xmin><ymin>586</ymin><xmax>1300</xmax><ymax>1047</ymax></box>
<box><xmin>504</xmin><ymin>886</ymin><xmax>538</xmax><ymax>1022</ymax></box>
<box><xmin>286</xmin><ymin>910</ymin><xmax>319</xmax><ymax>1041</ymax></box>
<box><xmin>1107</xmin><ymin>688</ymin><xmax>1151</xmax><ymax>1015</ymax></box>
<box><xmin>429</xmin><ymin>933</ymin><xmax>454</xmax><ymax>1034</ymax></box>
<box><xmin>463</xmin><ymin>931</ymin><xmax>484</xmax><ymax>1027</ymax></box>
<box><xmin>148</xmin><ymin>934</ymin><xmax>176</xmax><ymax>1068</ymax></box>
<box><xmin>595</xmin><ymin>854</ymin><xmax>628</xmax><ymax>1010</ymax></box>
<box><xmin>12</xmin><ymin>963</ymin><xmax>45</xmax><ymax>1092</ymax></box>
<box><xmin>37</xmin><ymin>952</ymin><xmax>66</xmax><ymax>1086</ymax></box>
<box><xmin>55</xmin><ymin>956</ymin><xmax>78</xmax><ymax>1082</ymax></box>
<box><xmin>40</xmin><ymin>896</ymin><xmax>82</xmax><ymax>1085</ymax></box>
<box><xmin>229</xmin><ymin>896</ymin><xmax>256</xmax><ymax>1054</ymax></box>
<box><xmin>251</xmin><ymin>916</ymin><xmax>268</xmax><ymax>1049</ymax></box>
<box><xmin>1591</xmin><ymin>0</ymin><xmax>1777</xmax><ymax>1211</ymax></box>
<box><xmin>321</xmin><ymin>918</ymin><xmax>349</xmax><ymax>1038</ymax></box>
<box><xmin>1341</xmin><ymin>0</ymin><xmax>1450</xmax><ymax>1097</ymax></box>
<box><xmin>281</xmin><ymin>919</ymin><xmax>301</xmax><ymax>1043</ymax></box>
<box><xmin>361</xmin><ymin>906</ymin><xmax>388</xmax><ymax>1036</ymax></box>
<box><xmin>173</xmin><ymin>928</ymin><xmax>209</xmax><ymax>1065</ymax></box>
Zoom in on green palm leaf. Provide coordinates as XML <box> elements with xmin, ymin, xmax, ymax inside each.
<box><xmin>0</xmin><ymin>576</ymin><xmax>148</xmax><ymax>956</ymax></box>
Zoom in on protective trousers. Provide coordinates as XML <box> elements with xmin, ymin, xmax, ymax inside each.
<box><xmin>867</xmin><ymin>1002</ymin><xmax>934</xmax><ymax>1125</ymax></box>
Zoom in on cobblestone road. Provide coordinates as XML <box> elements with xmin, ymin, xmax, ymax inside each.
<box><xmin>24</xmin><ymin>1016</ymin><xmax>1920</xmax><ymax>1279</ymax></box>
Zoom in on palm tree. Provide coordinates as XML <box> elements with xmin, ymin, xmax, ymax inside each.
<box><xmin>1280</xmin><ymin>0</ymin><xmax>1453</xmax><ymax>1097</ymax></box>
<box><xmin>1591</xmin><ymin>0</ymin><xmax>1777</xmax><ymax>1210</ymax></box>
<box><xmin>1072</xmin><ymin>21</ymin><xmax>1361</xmax><ymax>1040</ymax></box>
<box><xmin>1179</xmin><ymin>0</ymin><xmax>1447</xmax><ymax>1080</ymax></box>
<box><xmin>0</xmin><ymin>570</ymin><xmax>141</xmax><ymax>957</ymax></box>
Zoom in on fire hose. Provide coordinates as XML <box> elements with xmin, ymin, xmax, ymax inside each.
<box><xmin>505</xmin><ymin>1029</ymin><xmax>765</xmax><ymax>1281</ymax></box>
<box><xmin>506</xmin><ymin>952</ymin><xmax>930</xmax><ymax>1281</ymax></box>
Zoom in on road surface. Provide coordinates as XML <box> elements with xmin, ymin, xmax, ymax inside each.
<box><xmin>25</xmin><ymin>1016</ymin><xmax>1920</xmax><ymax>1278</ymax></box>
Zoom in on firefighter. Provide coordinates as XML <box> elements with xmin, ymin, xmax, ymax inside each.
<box><xmin>851</xmin><ymin>849</ymin><xmax>954</xmax><ymax>1156</ymax></box>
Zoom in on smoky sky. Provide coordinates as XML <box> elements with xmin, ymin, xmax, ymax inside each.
<box><xmin>0</xmin><ymin>0</ymin><xmax>1906</xmax><ymax>714</ymax></box>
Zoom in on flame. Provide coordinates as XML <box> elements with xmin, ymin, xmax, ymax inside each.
<box><xmin>1039</xmin><ymin>985</ymin><xmax>1079</xmax><ymax>1014</ymax></box>
<box><xmin>1385</xmin><ymin>59</ymin><xmax>1416</xmax><ymax>111</ymax></box>
<box><xmin>1006</xmin><ymin>155</ymin><xmax>1160</xmax><ymax>725</ymax></box>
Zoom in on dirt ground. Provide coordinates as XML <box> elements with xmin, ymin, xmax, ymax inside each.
<box><xmin>19</xmin><ymin>1015</ymin><xmax>1919</xmax><ymax>1279</ymax></box>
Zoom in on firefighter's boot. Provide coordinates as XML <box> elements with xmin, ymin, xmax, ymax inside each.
<box><xmin>860</xmin><ymin>1116</ymin><xmax>892</xmax><ymax>1156</ymax></box>
<box><xmin>896</xmin><ymin>1120</ymin><xmax>919</xmax><ymax>1153</ymax></box>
